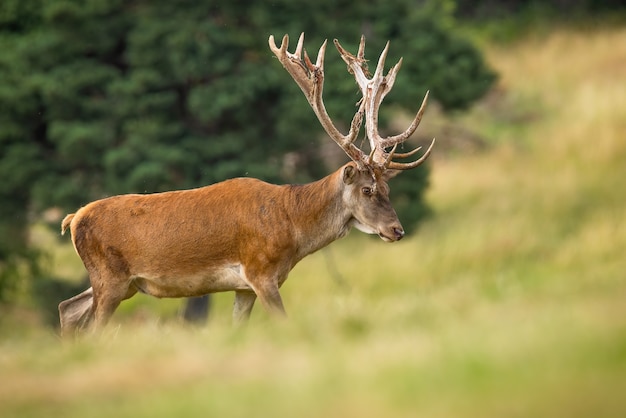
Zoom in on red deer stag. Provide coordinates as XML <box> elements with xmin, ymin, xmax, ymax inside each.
<box><xmin>58</xmin><ymin>33</ymin><xmax>435</xmax><ymax>335</ymax></box>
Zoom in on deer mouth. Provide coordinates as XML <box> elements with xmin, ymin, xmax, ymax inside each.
<box><xmin>378</xmin><ymin>232</ymin><xmax>394</xmax><ymax>242</ymax></box>
<box><xmin>350</xmin><ymin>219</ymin><xmax>404</xmax><ymax>242</ymax></box>
<box><xmin>379</xmin><ymin>227</ymin><xmax>405</xmax><ymax>242</ymax></box>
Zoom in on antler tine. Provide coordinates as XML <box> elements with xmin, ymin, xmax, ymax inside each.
<box><xmin>390</xmin><ymin>144</ymin><xmax>422</xmax><ymax>160</ymax></box>
<box><xmin>386</xmin><ymin>138</ymin><xmax>436</xmax><ymax>170</ymax></box>
<box><xmin>301</xmin><ymin>36</ymin><xmax>328</xmax><ymax>72</ymax></box>
<box><xmin>383</xmin><ymin>143</ymin><xmax>398</xmax><ymax>168</ymax></box>
<box><xmin>383</xmin><ymin>57</ymin><xmax>403</xmax><ymax>92</ymax></box>
<box><xmin>334</xmin><ymin>38</ymin><xmax>369</xmax><ymax>91</ymax></box>
<box><xmin>271</xmin><ymin>34</ymin><xmax>286</xmax><ymax>53</ymax></box>
<box><xmin>314</xmin><ymin>38</ymin><xmax>326</xmax><ymax>68</ymax></box>
<box><xmin>380</xmin><ymin>90</ymin><xmax>429</xmax><ymax>149</ymax></box>
<box><xmin>269</xmin><ymin>33</ymin><xmax>367</xmax><ymax>166</ymax></box>
<box><xmin>294</xmin><ymin>32</ymin><xmax>305</xmax><ymax>58</ymax></box>
<box><xmin>357</xmin><ymin>35</ymin><xmax>366</xmax><ymax>62</ymax></box>
<box><xmin>373</xmin><ymin>41</ymin><xmax>390</xmax><ymax>79</ymax></box>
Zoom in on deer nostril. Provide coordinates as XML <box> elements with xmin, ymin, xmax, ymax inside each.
<box><xmin>393</xmin><ymin>227</ymin><xmax>405</xmax><ymax>240</ymax></box>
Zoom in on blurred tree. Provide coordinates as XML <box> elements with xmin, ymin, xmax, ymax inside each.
<box><xmin>0</xmin><ymin>0</ymin><xmax>44</xmax><ymax>302</ymax></box>
<box><xmin>0</xmin><ymin>0</ymin><xmax>496</xmax><ymax>303</ymax></box>
<box><xmin>455</xmin><ymin>0</ymin><xmax>626</xmax><ymax>20</ymax></box>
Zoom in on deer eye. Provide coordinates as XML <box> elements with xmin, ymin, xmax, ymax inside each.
<box><xmin>361</xmin><ymin>187</ymin><xmax>373</xmax><ymax>196</ymax></box>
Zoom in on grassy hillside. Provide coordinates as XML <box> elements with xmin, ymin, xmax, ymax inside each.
<box><xmin>1</xmin><ymin>26</ymin><xmax>625</xmax><ymax>418</ymax></box>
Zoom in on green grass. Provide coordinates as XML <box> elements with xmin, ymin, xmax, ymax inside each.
<box><xmin>1</xmin><ymin>25</ymin><xmax>626</xmax><ymax>417</ymax></box>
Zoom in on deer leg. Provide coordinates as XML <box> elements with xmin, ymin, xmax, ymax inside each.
<box><xmin>91</xmin><ymin>282</ymin><xmax>137</xmax><ymax>331</ymax></box>
<box><xmin>252</xmin><ymin>280</ymin><xmax>287</xmax><ymax>318</ymax></box>
<box><xmin>59</xmin><ymin>287</ymin><xmax>95</xmax><ymax>336</ymax></box>
<box><xmin>83</xmin><ymin>244</ymin><xmax>138</xmax><ymax>331</ymax></box>
<box><xmin>233</xmin><ymin>290</ymin><xmax>257</xmax><ymax>324</ymax></box>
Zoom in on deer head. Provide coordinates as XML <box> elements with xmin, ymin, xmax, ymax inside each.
<box><xmin>269</xmin><ymin>33</ymin><xmax>435</xmax><ymax>241</ymax></box>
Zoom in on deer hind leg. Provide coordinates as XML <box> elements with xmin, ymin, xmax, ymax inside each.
<box><xmin>91</xmin><ymin>279</ymin><xmax>137</xmax><ymax>331</ymax></box>
<box><xmin>59</xmin><ymin>287</ymin><xmax>95</xmax><ymax>336</ymax></box>
<box><xmin>78</xmin><ymin>244</ymin><xmax>137</xmax><ymax>332</ymax></box>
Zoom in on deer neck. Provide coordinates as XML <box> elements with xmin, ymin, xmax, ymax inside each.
<box><xmin>284</xmin><ymin>168</ymin><xmax>351</xmax><ymax>258</ymax></box>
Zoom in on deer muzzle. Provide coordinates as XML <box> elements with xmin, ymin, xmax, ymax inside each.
<box><xmin>378</xmin><ymin>225</ymin><xmax>405</xmax><ymax>242</ymax></box>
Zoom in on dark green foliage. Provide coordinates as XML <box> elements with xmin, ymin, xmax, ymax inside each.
<box><xmin>455</xmin><ymin>0</ymin><xmax>626</xmax><ymax>20</ymax></box>
<box><xmin>0</xmin><ymin>0</ymin><xmax>497</xmax><ymax>300</ymax></box>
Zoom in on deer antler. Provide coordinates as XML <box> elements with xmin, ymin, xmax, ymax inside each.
<box><xmin>334</xmin><ymin>36</ymin><xmax>435</xmax><ymax>170</ymax></box>
<box><xmin>269</xmin><ymin>33</ymin><xmax>368</xmax><ymax>166</ymax></box>
<box><xmin>269</xmin><ymin>33</ymin><xmax>434</xmax><ymax>172</ymax></box>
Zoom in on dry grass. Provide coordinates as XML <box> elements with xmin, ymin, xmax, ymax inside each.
<box><xmin>1</xmin><ymin>25</ymin><xmax>625</xmax><ymax>418</ymax></box>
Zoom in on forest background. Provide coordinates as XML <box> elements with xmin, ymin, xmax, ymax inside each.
<box><xmin>0</xmin><ymin>0</ymin><xmax>625</xmax><ymax>417</ymax></box>
<box><xmin>1</xmin><ymin>0</ymin><xmax>500</xmax><ymax>304</ymax></box>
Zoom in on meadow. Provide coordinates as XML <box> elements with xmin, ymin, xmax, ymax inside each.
<box><xmin>1</xmin><ymin>25</ymin><xmax>625</xmax><ymax>417</ymax></box>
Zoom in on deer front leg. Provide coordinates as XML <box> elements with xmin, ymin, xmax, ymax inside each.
<box><xmin>242</xmin><ymin>258</ymin><xmax>289</xmax><ymax>318</ymax></box>
<box><xmin>246</xmin><ymin>275</ymin><xmax>287</xmax><ymax>318</ymax></box>
<box><xmin>255</xmin><ymin>281</ymin><xmax>287</xmax><ymax>317</ymax></box>
<box><xmin>233</xmin><ymin>290</ymin><xmax>257</xmax><ymax>324</ymax></box>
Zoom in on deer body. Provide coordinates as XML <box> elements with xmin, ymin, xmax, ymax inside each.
<box><xmin>59</xmin><ymin>32</ymin><xmax>435</xmax><ymax>334</ymax></box>
<box><xmin>67</xmin><ymin>174</ymin><xmax>352</xmax><ymax>298</ymax></box>
<box><xmin>59</xmin><ymin>163</ymin><xmax>402</xmax><ymax>333</ymax></box>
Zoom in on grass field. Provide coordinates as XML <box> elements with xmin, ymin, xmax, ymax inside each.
<box><xmin>1</xmin><ymin>25</ymin><xmax>625</xmax><ymax>417</ymax></box>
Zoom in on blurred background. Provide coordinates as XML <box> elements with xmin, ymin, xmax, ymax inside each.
<box><xmin>1</xmin><ymin>0</ymin><xmax>625</xmax><ymax>417</ymax></box>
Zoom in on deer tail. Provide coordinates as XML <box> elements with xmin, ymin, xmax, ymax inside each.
<box><xmin>61</xmin><ymin>213</ymin><xmax>76</xmax><ymax>235</ymax></box>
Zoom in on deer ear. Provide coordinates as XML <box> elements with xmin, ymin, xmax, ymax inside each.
<box><xmin>382</xmin><ymin>169</ymin><xmax>402</xmax><ymax>181</ymax></box>
<box><xmin>342</xmin><ymin>165</ymin><xmax>358</xmax><ymax>185</ymax></box>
